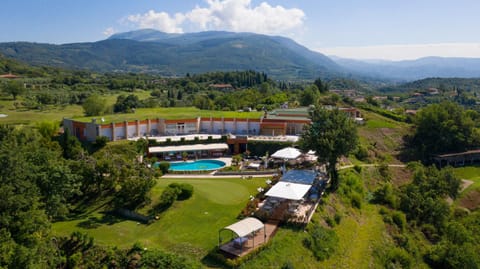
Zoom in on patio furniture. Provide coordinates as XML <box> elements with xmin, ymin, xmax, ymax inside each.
<box><xmin>233</xmin><ymin>236</ymin><xmax>248</xmax><ymax>249</ymax></box>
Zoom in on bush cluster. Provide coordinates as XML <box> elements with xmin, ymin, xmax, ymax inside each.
<box><xmin>156</xmin><ymin>183</ymin><xmax>194</xmax><ymax>212</ymax></box>
<box><xmin>303</xmin><ymin>224</ymin><xmax>339</xmax><ymax>261</ymax></box>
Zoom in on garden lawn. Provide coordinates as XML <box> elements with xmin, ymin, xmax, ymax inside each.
<box><xmin>453</xmin><ymin>166</ymin><xmax>480</xmax><ymax>209</ymax></box>
<box><xmin>52</xmin><ymin>177</ymin><xmax>268</xmax><ymax>259</ymax></box>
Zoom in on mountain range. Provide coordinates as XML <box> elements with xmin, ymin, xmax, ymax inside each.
<box><xmin>1</xmin><ymin>29</ymin><xmax>480</xmax><ymax>81</ymax></box>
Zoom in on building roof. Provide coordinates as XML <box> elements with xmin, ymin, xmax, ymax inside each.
<box><xmin>0</xmin><ymin>73</ymin><xmax>19</xmax><ymax>79</ymax></box>
<box><xmin>222</xmin><ymin>217</ymin><xmax>264</xmax><ymax>238</ymax></box>
<box><xmin>149</xmin><ymin>143</ymin><xmax>228</xmax><ymax>153</ymax></box>
<box><xmin>280</xmin><ymin>169</ymin><xmax>317</xmax><ymax>185</ymax></box>
<box><xmin>265</xmin><ymin>181</ymin><xmax>312</xmax><ymax>200</ymax></box>
<box><xmin>434</xmin><ymin>149</ymin><xmax>480</xmax><ymax>158</ymax></box>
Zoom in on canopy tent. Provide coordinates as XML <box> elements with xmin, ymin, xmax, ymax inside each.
<box><xmin>219</xmin><ymin>217</ymin><xmax>267</xmax><ymax>255</ymax></box>
<box><xmin>265</xmin><ymin>181</ymin><xmax>312</xmax><ymax>200</ymax></box>
<box><xmin>149</xmin><ymin>143</ymin><xmax>228</xmax><ymax>154</ymax></box>
<box><xmin>247</xmin><ymin>163</ymin><xmax>261</xmax><ymax>169</ymax></box>
<box><xmin>222</xmin><ymin>217</ymin><xmax>265</xmax><ymax>238</ymax></box>
<box><xmin>271</xmin><ymin>147</ymin><xmax>302</xmax><ymax>160</ymax></box>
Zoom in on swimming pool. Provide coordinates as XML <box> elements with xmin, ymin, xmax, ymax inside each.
<box><xmin>168</xmin><ymin>159</ymin><xmax>226</xmax><ymax>172</ymax></box>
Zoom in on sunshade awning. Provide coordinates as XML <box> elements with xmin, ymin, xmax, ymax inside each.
<box><xmin>223</xmin><ymin>217</ymin><xmax>264</xmax><ymax>238</ymax></box>
<box><xmin>265</xmin><ymin>181</ymin><xmax>311</xmax><ymax>200</ymax></box>
<box><xmin>149</xmin><ymin>143</ymin><xmax>228</xmax><ymax>153</ymax></box>
<box><xmin>271</xmin><ymin>147</ymin><xmax>302</xmax><ymax>160</ymax></box>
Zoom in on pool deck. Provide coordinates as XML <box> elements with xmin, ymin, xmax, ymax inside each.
<box><xmin>161</xmin><ymin>158</ymin><xmax>279</xmax><ymax>178</ymax></box>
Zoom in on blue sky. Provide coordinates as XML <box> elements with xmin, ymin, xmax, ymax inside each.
<box><xmin>1</xmin><ymin>0</ymin><xmax>480</xmax><ymax>60</ymax></box>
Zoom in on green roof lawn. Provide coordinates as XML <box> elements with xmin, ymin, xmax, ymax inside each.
<box><xmin>72</xmin><ymin>107</ymin><xmax>263</xmax><ymax>124</ymax></box>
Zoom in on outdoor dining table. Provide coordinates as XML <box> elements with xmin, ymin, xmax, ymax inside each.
<box><xmin>233</xmin><ymin>236</ymin><xmax>248</xmax><ymax>248</ymax></box>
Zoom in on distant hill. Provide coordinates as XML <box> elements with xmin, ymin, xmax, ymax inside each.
<box><xmin>0</xmin><ymin>30</ymin><xmax>343</xmax><ymax>80</ymax></box>
<box><xmin>332</xmin><ymin>56</ymin><xmax>480</xmax><ymax>81</ymax></box>
<box><xmin>4</xmin><ymin>29</ymin><xmax>480</xmax><ymax>81</ymax></box>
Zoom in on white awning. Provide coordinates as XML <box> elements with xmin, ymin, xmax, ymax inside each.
<box><xmin>271</xmin><ymin>147</ymin><xmax>302</xmax><ymax>160</ymax></box>
<box><xmin>265</xmin><ymin>181</ymin><xmax>311</xmax><ymax>200</ymax></box>
<box><xmin>223</xmin><ymin>217</ymin><xmax>264</xmax><ymax>238</ymax></box>
<box><xmin>248</xmin><ymin>163</ymin><xmax>260</xmax><ymax>169</ymax></box>
<box><xmin>149</xmin><ymin>143</ymin><xmax>228</xmax><ymax>153</ymax></box>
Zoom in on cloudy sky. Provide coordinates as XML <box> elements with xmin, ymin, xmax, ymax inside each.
<box><xmin>1</xmin><ymin>0</ymin><xmax>480</xmax><ymax>60</ymax></box>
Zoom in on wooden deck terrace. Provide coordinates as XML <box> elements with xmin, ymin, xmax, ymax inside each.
<box><xmin>219</xmin><ymin>220</ymin><xmax>279</xmax><ymax>258</ymax></box>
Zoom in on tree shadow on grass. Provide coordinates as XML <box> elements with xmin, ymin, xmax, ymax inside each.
<box><xmin>200</xmin><ymin>247</ymin><xmax>231</xmax><ymax>269</ymax></box>
<box><xmin>76</xmin><ymin>213</ymin><xmax>123</xmax><ymax>229</ymax></box>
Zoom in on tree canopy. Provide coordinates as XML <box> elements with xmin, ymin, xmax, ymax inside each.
<box><xmin>299</xmin><ymin>107</ymin><xmax>358</xmax><ymax>189</ymax></box>
<box><xmin>410</xmin><ymin>101</ymin><xmax>480</xmax><ymax>161</ymax></box>
<box><xmin>2</xmin><ymin>80</ymin><xmax>25</xmax><ymax>100</ymax></box>
<box><xmin>82</xmin><ymin>94</ymin><xmax>107</xmax><ymax>116</ymax></box>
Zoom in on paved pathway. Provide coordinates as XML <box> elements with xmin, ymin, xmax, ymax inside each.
<box><xmin>161</xmin><ymin>173</ymin><xmax>276</xmax><ymax>179</ymax></box>
<box><xmin>339</xmin><ymin>163</ymin><xmax>406</xmax><ymax>170</ymax></box>
<box><xmin>161</xmin><ymin>163</ymin><xmax>407</xmax><ymax>178</ymax></box>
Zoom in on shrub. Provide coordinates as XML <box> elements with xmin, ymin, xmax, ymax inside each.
<box><xmin>385</xmin><ymin>247</ymin><xmax>413</xmax><ymax>269</ymax></box>
<box><xmin>303</xmin><ymin>224</ymin><xmax>339</xmax><ymax>261</ymax></box>
<box><xmin>334</xmin><ymin>213</ymin><xmax>342</xmax><ymax>224</ymax></box>
<box><xmin>353</xmin><ymin>164</ymin><xmax>362</xmax><ymax>173</ymax></box>
<box><xmin>158</xmin><ymin>186</ymin><xmax>181</xmax><ymax>208</ymax></box>
<box><xmin>372</xmin><ymin>183</ymin><xmax>397</xmax><ymax>208</ymax></box>
<box><xmin>156</xmin><ymin>183</ymin><xmax>194</xmax><ymax>213</ymax></box>
<box><xmin>354</xmin><ymin>145</ymin><xmax>369</xmax><ymax>161</ymax></box>
<box><xmin>378</xmin><ymin>163</ymin><xmax>391</xmax><ymax>181</ymax></box>
<box><xmin>169</xmin><ymin>183</ymin><xmax>194</xmax><ymax>200</ymax></box>
<box><xmin>93</xmin><ymin>136</ymin><xmax>109</xmax><ymax>149</ymax></box>
<box><xmin>138</xmin><ymin>249</ymin><xmax>198</xmax><ymax>269</ymax></box>
<box><xmin>325</xmin><ymin>216</ymin><xmax>336</xmax><ymax>227</ymax></box>
<box><xmin>281</xmin><ymin>261</ymin><xmax>295</xmax><ymax>269</ymax></box>
<box><xmin>391</xmin><ymin>211</ymin><xmax>407</xmax><ymax>231</ymax></box>
<box><xmin>157</xmin><ymin>162</ymin><xmax>171</xmax><ymax>174</ymax></box>
<box><xmin>350</xmin><ymin>193</ymin><xmax>362</xmax><ymax>209</ymax></box>
<box><xmin>421</xmin><ymin>224</ymin><xmax>441</xmax><ymax>243</ymax></box>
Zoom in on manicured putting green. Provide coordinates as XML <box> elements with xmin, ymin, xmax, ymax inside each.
<box><xmin>52</xmin><ymin>177</ymin><xmax>267</xmax><ymax>259</ymax></box>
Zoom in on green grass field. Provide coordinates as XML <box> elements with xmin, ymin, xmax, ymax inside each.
<box><xmin>53</xmin><ymin>177</ymin><xmax>268</xmax><ymax>260</ymax></box>
<box><xmin>0</xmin><ymin>89</ymin><xmax>262</xmax><ymax>125</ymax></box>
<box><xmin>0</xmin><ymin>102</ymin><xmax>84</xmax><ymax>125</ymax></box>
<box><xmin>453</xmin><ymin>166</ymin><xmax>480</xmax><ymax>198</ymax></box>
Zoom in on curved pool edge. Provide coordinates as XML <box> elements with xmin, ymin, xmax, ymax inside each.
<box><xmin>166</xmin><ymin>159</ymin><xmax>227</xmax><ymax>172</ymax></box>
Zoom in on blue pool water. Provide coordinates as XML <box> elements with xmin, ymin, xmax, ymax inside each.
<box><xmin>168</xmin><ymin>160</ymin><xmax>226</xmax><ymax>172</ymax></box>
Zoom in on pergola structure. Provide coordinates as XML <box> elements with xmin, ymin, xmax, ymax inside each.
<box><xmin>148</xmin><ymin>143</ymin><xmax>229</xmax><ymax>159</ymax></box>
<box><xmin>218</xmin><ymin>217</ymin><xmax>266</xmax><ymax>254</ymax></box>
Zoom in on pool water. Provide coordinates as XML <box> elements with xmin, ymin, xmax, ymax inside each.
<box><xmin>168</xmin><ymin>159</ymin><xmax>226</xmax><ymax>172</ymax></box>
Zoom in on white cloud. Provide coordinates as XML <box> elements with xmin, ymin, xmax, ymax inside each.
<box><xmin>103</xmin><ymin>27</ymin><xmax>116</xmax><ymax>36</ymax></box>
<box><xmin>125</xmin><ymin>0</ymin><xmax>305</xmax><ymax>36</ymax></box>
<box><xmin>317</xmin><ymin>43</ymin><xmax>480</xmax><ymax>61</ymax></box>
<box><xmin>127</xmin><ymin>10</ymin><xmax>185</xmax><ymax>33</ymax></box>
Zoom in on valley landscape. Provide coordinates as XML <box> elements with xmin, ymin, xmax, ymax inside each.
<box><xmin>1</xmin><ymin>1</ymin><xmax>480</xmax><ymax>268</ymax></box>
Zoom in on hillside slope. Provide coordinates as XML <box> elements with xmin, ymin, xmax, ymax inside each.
<box><xmin>0</xmin><ymin>30</ymin><xmax>343</xmax><ymax>80</ymax></box>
